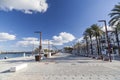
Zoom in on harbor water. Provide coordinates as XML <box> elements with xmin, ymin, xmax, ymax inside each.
<box><xmin>0</xmin><ymin>53</ymin><xmax>32</xmax><ymax>59</ymax></box>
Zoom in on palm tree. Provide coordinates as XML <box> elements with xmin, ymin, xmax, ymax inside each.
<box><xmin>83</xmin><ymin>33</ymin><xmax>89</xmax><ymax>56</ymax></box>
<box><xmin>110</xmin><ymin>23</ymin><xmax>120</xmax><ymax>55</ymax></box>
<box><xmin>91</xmin><ymin>24</ymin><xmax>103</xmax><ymax>55</ymax></box>
<box><xmin>74</xmin><ymin>42</ymin><xmax>81</xmax><ymax>55</ymax></box>
<box><xmin>109</xmin><ymin>2</ymin><xmax>120</xmax><ymax>26</ymax></box>
<box><xmin>64</xmin><ymin>46</ymin><xmax>73</xmax><ymax>53</ymax></box>
<box><xmin>109</xmin><ymin>2</ymin><xmax>120</xmax><ymax>55</ymax></box>
<box><xmin>84</xmin><ymin>28</ymin><xmax>93</xmax><ymax>55</ymax></box>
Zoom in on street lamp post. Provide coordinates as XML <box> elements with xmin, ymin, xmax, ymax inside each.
<box><xmin>98</xmin><ymin>20</ymin><xmax>112</xmax><ymax>62</ymax></box>
<box><xmin>34</xmin><ymin>31</ymin><xmax>42</xmax><ymax>56</ymax></box>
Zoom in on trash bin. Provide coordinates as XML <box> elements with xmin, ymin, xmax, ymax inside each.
<box><xmin>35</xmin><ymin>55</ymin><xmax>41</xmax><ymax>61</ymax></box>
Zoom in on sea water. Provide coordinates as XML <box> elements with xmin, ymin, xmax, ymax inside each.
<box><xmin>0</xmin><ymin>53</ymin><xmax>32</xmax><ymax>59</ymax></box>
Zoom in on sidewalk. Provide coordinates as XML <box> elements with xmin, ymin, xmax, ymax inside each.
<box><xmin>0</xmin><ymin>53</ymin><xmax>120</xmax><ymax>80</ymax></box>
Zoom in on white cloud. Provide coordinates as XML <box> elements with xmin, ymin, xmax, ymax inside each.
<box><xmin>17</xmin><ymin>40</ymin><xmax>39</xmax><ymax>47</ymax></box>
<box><xmin>23</xmin><ymin>37</ymin><xmax>38</xmax><ymax>41</ymax></box>
<box><xmin>52</xmin><ymin>40</ymin><xmax>63</xmax><ymax>45</ymax></box>
<box><xmin>0</xmin><ymin>0</ymin><xmax>48</xmax><ymax>14</ymax></box>
<box><xmin>101</xmin><ymin>26</ymin><xmax>114</xmax><ymax>32</ymax></box>
<box><xmin>17</xmin><ymin>37</ymin><xmax>52</xmax><ymax>47</ymax></box>
<box><xmin>52</xmin><ymin>32</ymin><xmax>76</xmax><ymax>45</ymax></box>
<box><xmin>77</xmin><ymin>37</ymin><xmax>83</xmax><ymax>42</ymax></box>
<box><xmin>17</xmin><ymin>37</ymin><xmax>39</xmax><ymax>47</ymax></box>
<box><xmin>0</xmin><ymin>32</ymin><xmax>16</xmax><ymax>41</ymax></box>
<box><xmin>42</xmin><ymin>40</ymin><xmax>53</xmax><ymax>45</ymax></box>
<box><xmin>17</xmin><ymin>32</ymin><xmax>75</xmax><ymax>47</ymax></box>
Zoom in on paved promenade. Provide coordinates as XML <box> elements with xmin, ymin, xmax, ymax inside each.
<box><xmin>0</xmin><ymin>53</ymin><xmax>120</xmax><ymax>80</ymax></box>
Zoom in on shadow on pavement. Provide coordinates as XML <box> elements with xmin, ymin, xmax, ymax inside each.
<box><xmin>43</xmin><ymin>53</ymin><xmax>93</xmax><ymax>63</ymax></box>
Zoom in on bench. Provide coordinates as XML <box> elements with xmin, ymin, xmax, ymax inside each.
<box><xmin>10</xmin><ymin>63</ymin><xmax>27</xmax><ymax>72</ymax></box>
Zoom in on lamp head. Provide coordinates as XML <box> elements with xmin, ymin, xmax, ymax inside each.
<box><xmin>98</xmin><ymin>20</ymin><xmax>106</xmax><ymax>22</ymax></box>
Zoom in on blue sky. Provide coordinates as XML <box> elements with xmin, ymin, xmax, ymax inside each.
<box><xmin>0</xmin><ymin>0</ymin><xmax>119</xmax><ymax>52</ymax></box>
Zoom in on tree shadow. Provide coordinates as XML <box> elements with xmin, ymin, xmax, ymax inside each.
<box><xmin>2</xmin><ymin>54</ymin><xmax>94</xmax><ymax>64</ymax></box>
<box><xmin>43</xmin><ymin>54</ymin><xmax>92</xmax><ymax>63</ymax></box>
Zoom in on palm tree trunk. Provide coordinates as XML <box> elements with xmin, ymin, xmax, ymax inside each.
<box><xmin>98</xmin><ymin>36</ymin><xmax>102</xmax><ymax>55</ymax></box>
<box><xmin>95</xmin><ymin>34</ymin><xmax>99</xmax><ymax>55</ymax></box>
<box><xmin>85</xmin><ymin>38</ymin><xmax>89</xmax><ymax>56</ymax></box>
<box><xmin>90</xmin><ymin>35</ymin><xmax>93</xmax><ymax>55</ymax></box>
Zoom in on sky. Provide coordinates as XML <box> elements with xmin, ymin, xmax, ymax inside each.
<box><xmin>0</xmin><ymin>0</ymin><xmax>119</xmax><ymax>52</ymax></box>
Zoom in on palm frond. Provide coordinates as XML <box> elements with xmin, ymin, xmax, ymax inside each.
<box><xmin>109</xmin><ymin>16</ymin><xmax>120</xmax><ymax>26</ymax></box>
<box><xmin>109</xmin><ymin>12</ymin><xmax>120</xmax><ymax>17</ymax></box>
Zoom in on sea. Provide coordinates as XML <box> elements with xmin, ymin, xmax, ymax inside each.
<box><xmin>0</xmin><ymin>52</ymin><xmax>32</xmax><ymax>60</ymax></box>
